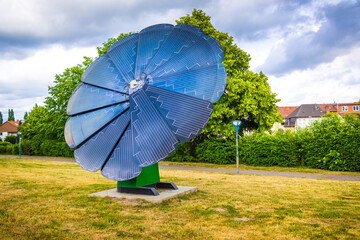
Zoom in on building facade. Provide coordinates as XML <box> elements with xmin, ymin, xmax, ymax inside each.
<box><xmin>275</xmin><ymin>102</ymin><xmax>359</xmax><ymax>132</ymax></box>
<box><xmin>0</xmin><ymin>121</ymin><xmax>19</xmax><ymax>141</ymax></box>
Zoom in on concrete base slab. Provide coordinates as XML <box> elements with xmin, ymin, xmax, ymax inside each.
<box><xmin>88</xmin><ymin>186</ymin><xmax>197</xmax><ymax>204</ymax></box>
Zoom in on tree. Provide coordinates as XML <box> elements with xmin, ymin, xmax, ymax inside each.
<box><xmin>0</xmin><ymin>111</ymin><xmax>2</xmax><ymax>124</ymax></box>
<box><xmin>24</xmin><ymin>112</ymin><xmax>28</xmax><ymax>121</ymax></box>
<box><xmin>176</xmin><ymin>9</ymin><xmax>282</xmax><ymax>138</ymax></box>
<box><xmin>7</xmin><ymin>109</ymin><xmax>15</xmax><ymax>121</ymax></box>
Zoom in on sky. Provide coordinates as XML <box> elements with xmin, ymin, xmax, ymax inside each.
<box><xmin>0</xmin><ymin>0</ymin><xmax>359</xmax><ymax>121</ymax></box>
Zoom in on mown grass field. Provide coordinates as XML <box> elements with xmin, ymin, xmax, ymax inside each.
<box><xmin>0</xmin><ymin>157</ymin><xmax>359</xmax><ymax>239</ymax></box>
<box><xmin>3</xmin><ymin>154</ymin><xmax>360</xmax><ymax>176</ymax></box>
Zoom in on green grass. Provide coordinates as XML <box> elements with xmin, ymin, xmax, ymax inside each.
<box><xmin>160</xmin><ymin>161</ymin><xmax>360</xmax><ymax>176</ymax></box>
<box><xmin>2</xmin><ymin>154</ymin><xmax>360</xmax><ymax>176</ymax></box>
<box><xmin>0</xmin><ymin>157</ymin><xmax>359</xmax><ymax>239</ymax></box>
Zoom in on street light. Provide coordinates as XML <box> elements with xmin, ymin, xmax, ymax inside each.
<box><xmin>18</xmin><ymin>132</ymin><xmax>22</xmax><ymax>159</ymax></box>
<box><xmin>232</xmin><ymin>120</ymin><xmax>242</xmax><ymax>174</ymax></box>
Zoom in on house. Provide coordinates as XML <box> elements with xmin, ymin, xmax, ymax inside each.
<box><xmin>272</xmin><ymin>106</ymin><xmax>298</xmax><ymax>131</ymax></box>
<box><xmin>0</xmin><ymin>121</ymin><xmax>19</xmax><ymax>142</ymax></box>
<box><xmin>284</xmin><ymin>104</ymin><xmax>326</xmax><ymax>129</ymax></box>
<box><xmin>335</xmin><ymin>102</ymin><xmax>359</xmax><ymax>116</ymax></box>
<box><xmin>276</xmin><ymin>102</ymin><xmax>359</xmax><ymax>131</ymax></box>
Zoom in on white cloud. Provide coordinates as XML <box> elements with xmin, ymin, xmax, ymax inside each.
<box><xmin>0</xmin><ymin>44</ymin><xmax>97</xmax><ymax>120</ymax></box>
<box><xmin>269</xmin><ymin>45</ymin><xmax>360</xmax><ymax>106</ymax></box>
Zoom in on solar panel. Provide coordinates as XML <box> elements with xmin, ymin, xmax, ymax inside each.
<box><xmin>65</xmin><ymin>23</ymin><xmax>227</xmax><ymax>181</ymax></box>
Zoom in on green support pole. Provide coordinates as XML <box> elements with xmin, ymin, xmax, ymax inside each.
<box><xmin>117</xmin><ymin>163</ymin><xmax>160</xmax><ymax>188</ymax></box>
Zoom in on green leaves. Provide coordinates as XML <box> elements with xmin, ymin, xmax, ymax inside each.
<box><xmin>300</xmin><ymin>114</ymin><xmax>360</xmax><ymax>171</ymax></box>
<box><xmin>177</xmin><ymin>9</ymin><xmax>281</xmax><ymax>139</ymax></box>
<box><xmin>7</xmin><ymin>109</ymin><xmax>15</xmax><ymax>121</ymax></box>
<box><xmin>167</xmin><ymin>115</ymin><xmax>360</xmax><ymax>172</ymax></box>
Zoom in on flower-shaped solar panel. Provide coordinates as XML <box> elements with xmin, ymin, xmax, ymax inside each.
<box><xmin>64</xmin><ymin>24</ymin><xmax>227</xmax><ymax>181</ymax></box>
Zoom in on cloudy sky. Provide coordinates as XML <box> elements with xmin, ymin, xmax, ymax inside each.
<box><xmin>0</xmin><ymin>0</ymin><xmax>359</xmax><ymax>121</ymax></box>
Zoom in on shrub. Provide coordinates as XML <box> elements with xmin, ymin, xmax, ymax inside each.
<box><xmin>0</xmin><ymin>141</ymin><xmax>11</xmax><ymax>147</ymax></box>
<box><xmin>299</xmin><ymin>114</ymin><xmax>360</xmax><ymax>171</ymax></box>
<box><xmin>6</xmin><ymin>144</ymin><xmax>13</xmax><ymax>154</ymax></box>
<box><xmin>21</xmin><ymin>140</ymin><xmax>33</xmax><ymax>155</ymax></box>
<box><xmin>0</xmin><ymin>145</ymin><xmax>6</xmax><ymax>154</ymax></box>
<box><xmin>166</xmin><ymin>142</ymin><xmax>197</xmax><ymax>162</ymax></box>
<box><xmin>12</xmin><ymin>144</ymin><xmax>19</xmax><ymax>155</ymax></box>
<box><xmin>237</xmin><ymin>131</ymin><xmax>300</xmax><ymax>167</ymax></box>
<box><xmin>196</xmin><ymin>138</ymin><xmax>235</xmax><ymax>164</ymax></box>
<box><xmin>4</xmin><ymin>135</ymin><xmax>18</xmax><ymax>144</ymax></box>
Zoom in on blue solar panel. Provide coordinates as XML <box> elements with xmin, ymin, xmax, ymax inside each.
<box><xmin>130</xmin><ymin>88</ymin><xmax>178</xmax><ymax>167</ymax></box>
<box><xmin>107</xmin><ymin>34</ymin><xmax>138</xmax><ymax>83</ymax></box>
<box><xmin>65</xmin><ymin>23</ymin><xmax>227</xmax><ymax>181</ymax></box>
<box><xmin>145</xmin><ymin>85</ymin><xmax>213</xmax><ymax>142</ymax></box>
<box><xmin>74</xmin><ymin>110</ymin><xmax>130</xmax><ymax>172</ymax></box>
<box><xmin>65</xmin><ymin>102</ymin><xmax>129</xmax><ymax>148</ymax></box>
<box><xmin>152</xmin><ymin>64</ymin><xmax>226</xmax><ymax>103</ymax></box>
<box><xmin>134</xmin><ymin>24</ymin><xmax>173</xmax><ymax>80</ymax></box>
<box><xmin>144</xmin><ymin>24</ymin><xmax>205</xmax><ymax>75</ymax></box>
<box><xmin>67</xmin><ymin>83</ymin><xmax>128</xmax><ymax>115</ymax></box>
<box><xmin>102</xmin><ymin>125</ymin><xmax>142</xmax><ymax>181</ymax></box>
<box><xmin>82</xmin><ymin>54</ymin><xmax>129</xmax><ymax>93</ymax></box>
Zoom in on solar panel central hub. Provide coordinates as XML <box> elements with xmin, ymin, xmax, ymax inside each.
<box><xmin>129</xmin><ymin>80</ymin><xmax>145</xmax><ymax>94</ymax></box>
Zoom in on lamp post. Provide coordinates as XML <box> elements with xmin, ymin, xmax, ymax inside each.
<box><xmin>18</xmin><ymin>132</ymin><xmax>22</xmax><ymax>159</ymax></box>
<box><xmin>232</xmin><ymin>120</ymin><xmax>242</xmax><ymax>174</ymax></box>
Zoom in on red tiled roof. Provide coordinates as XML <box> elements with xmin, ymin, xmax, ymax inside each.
<box><xmin>317</xmin><ymin>104</ymin><xmax>338</xmax><ymax>113</ymax></box>
<box><xmin>0</xmin><ymin>121</ymin><xmax>18</xmax><ymax>133</ymax></box>
<box><xmin>7</xmin><ymin>121</ymin><xmax>19</xmax><ymax>127</ymax></box>
<box><xmin>277</xmin><ymin>106</ymin><xmax>298</xmax><ymax>119</ymax></box>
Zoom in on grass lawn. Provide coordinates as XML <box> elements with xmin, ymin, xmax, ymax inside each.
<box><xmin>2</xmin><ymin>154</ymin><xmax>360</xmax><ymax>176</ymax></box>
<box><xmin>160</xmin><ymin>161</ymin><xmax>360</xmax><ymax>176</ymax></box>
<box><xmin>0</xmin><ymin>157</ymin><xmax>359</xmax><ymax>239</ymax></box>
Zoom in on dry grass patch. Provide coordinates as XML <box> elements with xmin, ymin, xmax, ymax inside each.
<box><xmin>160</xmin><ymin>161</ymin><xmax>360</xmax><ymax>176</ymax></box>
<box><xmin>0</xmin><ymin>157</ymin><xmax>359</xmax><ymax>239</ymax></box>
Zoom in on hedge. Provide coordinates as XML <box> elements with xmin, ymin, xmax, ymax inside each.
<box><xmin>1</xmin><ymin>115</ymin><xmax>358</xmax><ymax>172</ymax></box>
<box><xmin>0</xmin><ymin>139</ymin><xmax>74</xmax><ymax>158</ymax></box>
<box><xmin>165</xmin><ymin>114</ymin><xmax>360</xmax><ymax>172</ymax></box>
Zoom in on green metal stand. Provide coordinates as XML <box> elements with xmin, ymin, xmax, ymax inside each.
<box><xmin>117</xmin><ymin>163</ymin><xmax>177</xmax><ymax>196</ymax></box>
<box><xmin>117</xmin><ymin>163</ymin><xmax>160</xmax><ymax>188</ymax></box>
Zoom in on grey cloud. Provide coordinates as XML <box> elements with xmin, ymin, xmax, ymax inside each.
<box><xmin>259</xmin><ymin>1</ymin><xmax>360</xmax><ymax>76</ymax></box>
<box><xmin>0</xmin><ymin>0</ymin><xmax>211</xmax><ymax>59</ymax></box>
<box><xmin>209</xmin><ymin>0</ymin><xmax>313</xmax><ymax>40</ymax></box>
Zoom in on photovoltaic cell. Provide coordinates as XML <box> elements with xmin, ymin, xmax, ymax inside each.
<box><xmin>144</xmin><ymin>24</ymin><xmax>205</xmax><ymax>75</ymax></box>
<box><xmin>152</xmin><ymin>64</ymin><xmax>226</xmax><ymax>103</ymax></box>
<box><xmin>74</xmin><ymin>110</ymin><xmax>130</xmax><ymax>172</ymax></box>
<box><xmin>107</xmin><ymin>34</ymin><xmax>138</xmax><ymax>83</ymax></box>
<box><xmin>145</xmin><ymin>85</ymin><xmax>213</xmax><ymax>142</ymax></box>
<box><xmin>102</xmin><ymin>125</ymin><xmax>142</xmax><ymax>181</ymax></box>
<box><xmin>130</xmin><ymin>89</ymin><xmax>178</xmax><ymax>167</ymax></box>
<box><xmin>134</xmin><ymin>24</ymin><xmax>173</xmax><ymax>80</ymax></box>
<box><xmin>67</xmin><ymin>83</ymin><xmax>128</xmax><ymax>115</ymax></box>
<box><xmin>82</xmin><ymin>54</ymin><xmax>129</xmax><ymax>93</ymax></box>
<box><xmin>65</xmin><ymin>102</ymin><xmax>129</xmax><ymax>148</ymax></box>
<box><xmin>148</xmin><ymin>37</ymin><xmax>222</xmax><ymax>78</ymax></box>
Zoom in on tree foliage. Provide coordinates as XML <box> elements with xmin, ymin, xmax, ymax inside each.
<box><xmin>7</xmin><ymin>109</ymin><xmax>15</xmax><ymax>121</ymax></box>
<box><xmin>0</xmin><ymin>111</ymin><xmax>2</xmax><ymax>124</ymax></box>
<box><xmin>23</xmin><ymin>112</ymin><xmax>28</xmax><ymax>121</ymax></box>
<box><xmin>176</xmin><ymin>9</ymin><xmax>281</xmax><ymax>138</ymax></box>
<box><xmin>4</xmin><ymin>135</ymin><xmax>18</xmax><ymax>144</ymax></box>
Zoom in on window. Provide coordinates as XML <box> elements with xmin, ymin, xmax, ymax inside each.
<box><xmin>342</xmin><ymin>106</ymin><xmax>348</xmax><ymax>111</ymax></box>
<box><xmin>353</xmin><ymin>106</ymin><xmax>359</xmax><ymax>111</ymax></box>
